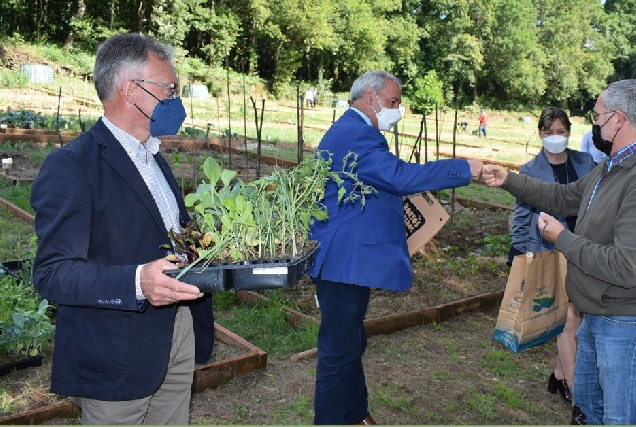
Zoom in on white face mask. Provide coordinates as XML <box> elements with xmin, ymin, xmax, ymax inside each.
<box><xmin>372</xmin><ymin>92</ymin><xmax>402</xmax><ymax>131</ymax></box>
<box><xmin>542</xmin><ymin>134</ymin><xmax>569</xmax><ymax>154</ymax></box>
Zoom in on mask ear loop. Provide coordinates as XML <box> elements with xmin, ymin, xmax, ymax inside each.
<box><xmin>134</xmin><ymin>82</ymin><xmax>165</xmax><ymax>105</ymax></box>
<box><xmin>368</xmin><ymin>91</ymin><xmax>382</xmax><ymax>115</ymax></box>
<box><xmin>599</xmin><ymin>112</ymin><xmax>616</xmax><ymax>128</ymax></box>
<box><xmin>131</xmin><ymin>81</ymin><xmax>165</xmax><ymax>123</ymax></box>
<box><xmin>374</xmin><ymin>92</ymin><xmax>384</xmax><ymax>109</ymax></box>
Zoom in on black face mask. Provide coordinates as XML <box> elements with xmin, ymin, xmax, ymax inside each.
<box><xmin>592</xmin><ymin>112</ymin><xmax>617</xmax><ymax>156</ymax></box>
<box><xmin>592</xmin><ymin>124</ymin><xmax>613</xmax><ymax>156</ymax></box>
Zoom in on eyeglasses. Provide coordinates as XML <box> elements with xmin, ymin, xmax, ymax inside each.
<box><xmin>590</xmin><ymin>110</ymin><xmax>615</xmax><ymax>123</ymax></box>
<box><xmin>132</xmin><ymin>79</ymin><xmax>179</xmax><ymax>99</ymax></box>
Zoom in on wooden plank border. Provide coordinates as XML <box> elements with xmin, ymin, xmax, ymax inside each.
<box><xmin>0</xmin><ymin>197</ymin><xmax>35</xmax><ymax>224</ymax></box>
<box><xmin>236</xmin><ymin>289</ymin><xmax>505</xmax><ymax>337</ymax></box>
<box><xmin>0</xmin><ymin>323</ymin><xmax>268</xmax><ymax>425</ymax></box>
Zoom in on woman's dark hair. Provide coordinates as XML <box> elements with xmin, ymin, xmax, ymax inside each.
<box><xmin>538</xmin><ymin>107</ymin><xmax>571</xmax><ymax>132</ymax></box>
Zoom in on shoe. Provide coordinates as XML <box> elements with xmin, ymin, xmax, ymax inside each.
<box><xmin>571</xmin><ymin>405</ymin><xmax>586</xmax><ymax>425</ymax></box>
<box><xmin>356</xmin><ymin>415</ymin><xmax>377</xmax><ymax>425</ymax></box>
<box><xmin>547</xmin><ymin>372</ymin><xmax>572</xmax><ymax>403</ymax></box>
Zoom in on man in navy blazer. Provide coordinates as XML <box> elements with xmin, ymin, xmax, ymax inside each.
<box><xmin>308</xmin><ymin>70</ymin><xmax>483</xmax><ymax>425</ymax></box>
<box><xmin>30</xmin><ymin>33</ymin><xmax>209</xmax><ymax>424</ymax></box>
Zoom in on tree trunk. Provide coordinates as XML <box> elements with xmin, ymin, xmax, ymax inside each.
<box><xmin>109</xmin><ymin>0</ymin><xmax>115</xmax><ymax>29</ymax></box>
<box><xmin>136</xmin><ymin>0</ymin><xmax>144</xmax><ymax>32</ymax></box>
<box><xmin>64</xmin><ymin>0</ymin><xmax>87</xmax><ymax>48</ymax></box>
<box><xmin>36</xmin><ymin>0</ymin><xmax>45</xmax><ymax>42</ymax></box>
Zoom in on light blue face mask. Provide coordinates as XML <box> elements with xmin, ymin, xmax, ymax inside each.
<box><xmin>134</xmin><ymin>82</ymin><xmax>187</xmax><ymax>137</ymax></box>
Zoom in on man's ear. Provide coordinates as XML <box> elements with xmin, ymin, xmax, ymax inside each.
<box><xmin>616</xmin><ymin>110</ymin><xmax>628</xmax><ymax>129</ymax></box>
<box><xmin>364</xmin><ymin>88</ymin><xmax>375</xmax><ymax>106</ymax></box>
<box><xmin>121</xmin><ymin>80</ymin><xmax>138</xmax><ymax>104</ymax></box>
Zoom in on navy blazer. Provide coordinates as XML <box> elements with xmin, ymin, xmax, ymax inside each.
<box><xmin>510</xmin><ymin>148</ymin><xmax>596</xmax><ymax>254</ymax></box>
<box><xmin>31</xmin><ymin>118</ymin><xmax>199</xmax><ymax>400</ymax></box>
<box><xmin>308</xmin><ymin>109</ymin><xmax>472</xmax><ymax>291</ymax></box>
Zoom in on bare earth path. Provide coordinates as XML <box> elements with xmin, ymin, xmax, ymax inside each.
<box><xmin>190</xmin><ymin>307</ymin><xmax>571</xmax><ymax>425</ymax></box>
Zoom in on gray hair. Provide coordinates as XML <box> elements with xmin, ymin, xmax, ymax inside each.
<box><xmin>93</xmin><ymin>33</ymin><xmax>174</xmax><ymax>102</ymax></box>
<box><xmin>602</xmin><ymin>79</ymin><xmax>636</xmax><ymax>124</ymax></box>
<box><xmin>349</xmin><ymin>70</ymin><xmax>402</xmax><ymax>102</ymax></box>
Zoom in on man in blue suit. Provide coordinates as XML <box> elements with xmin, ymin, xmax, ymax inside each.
<box><xmin>30</xmin><ymin>33</ymin><xmax>210</xmax><ymax>424</ymax></box>
<box><xmin>308</xmin><ymin>70</ymin><xmax>483</xmax><ymax>425</ymax></box>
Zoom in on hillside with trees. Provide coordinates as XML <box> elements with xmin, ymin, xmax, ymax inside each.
<box><xmin>0</xmin><ymin>0</ymin><xmax>633</xmax><ymax>113</ymax></box>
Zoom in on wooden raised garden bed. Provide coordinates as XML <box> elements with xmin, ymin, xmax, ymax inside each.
<box><xmin>236</xmin><ymin>288</ymin><xmax>505</xmax><ymax>337</ymax></box>
<box><xmin>0</xmin><ymin>323</ymin><xmax>267</xmax><ymax>425</ymax></box>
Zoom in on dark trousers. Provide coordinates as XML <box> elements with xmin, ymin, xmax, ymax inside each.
<box><xmin>314</xmin><ymin>278</ymin><xmax>371</xmax><ymax>425</ymax></box>
<box><xmin>188</xmin><ymin>293</ymin><xmax>215</xmax><ymax>364</ymax></box>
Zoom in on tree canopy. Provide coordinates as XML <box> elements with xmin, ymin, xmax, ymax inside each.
<box><xmin>0</xmin><ymin>0</ymin><xmax>627</xmax><ymax>111</ymax></box>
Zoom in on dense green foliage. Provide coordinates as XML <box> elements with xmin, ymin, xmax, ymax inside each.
<box><xmin>0</xmin><ymin>0</ymin><xmax>628</xmax><ymax>111</ymax></box>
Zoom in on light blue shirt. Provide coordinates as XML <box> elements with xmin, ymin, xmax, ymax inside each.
<box><xmin>350</xmin><ymin>107</ymin><xmax>372</xmax><ymax>126</ymax></box>
<box><xmin>581</xmin><ymin>130</ymin><xmax>607</xmax><ymax>164</ymax></box>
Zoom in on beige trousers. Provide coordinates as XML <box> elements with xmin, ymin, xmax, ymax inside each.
<box><xmin>72</xmin><ymin>305</ymin><xmax>195</xmax><ymax>425</ymax></box>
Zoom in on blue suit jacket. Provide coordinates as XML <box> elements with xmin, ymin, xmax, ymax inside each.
<box><xmin>31</xmin><ymin>118</ymin><xmax>204</xmax><ymax>400</ymax></box>
<box><xmin>510</xmin><ymin>148</ymin><xmax>595</xmax><ymax>254</ymax></box>
<box><xmin>308</xmin><ymin>109</ymin><xmax>472</xmax><ymax>291</ymax></box>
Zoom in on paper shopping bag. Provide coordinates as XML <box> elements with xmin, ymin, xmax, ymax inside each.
<box><xmin>404</xmin><ymin>192</ymin><xmax>449</xmax><ymax>255</ymax></box>
<box><xmin>493</xmin><ymin>250</ymin><xmax>568</xmax><ymax>353</ymax></box>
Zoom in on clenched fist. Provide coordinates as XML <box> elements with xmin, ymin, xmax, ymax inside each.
<box><xmin>482</xmin><ymin>164</ymin><xmax>509</xmax><ymax>187</ymax></box>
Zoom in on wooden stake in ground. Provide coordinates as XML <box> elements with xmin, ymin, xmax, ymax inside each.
<box><xmin>249</xmin><ymin>95</ymin><xmax>265</xmax><ymax>178</ymax></box>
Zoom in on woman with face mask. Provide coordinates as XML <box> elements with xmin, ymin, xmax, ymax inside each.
<box><xmin>507</xmin><ymin>107</ymin><xmax>595</xmax><ymax>424</ymax></box>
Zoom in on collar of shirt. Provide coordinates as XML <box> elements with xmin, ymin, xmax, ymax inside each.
<box><xmin>605</xmin><ymin>141</ymin><xmax>636</xmax><ymax>172</ymax></box>
<box><xmin>101</xmin><ymin>116</ymin><xmax>161</xmax><ymax>162</ymax></box>
<box><xmin>350</xmin><ymin>107</ymin><xmax>372</xmax><ymax>127</ymax></box>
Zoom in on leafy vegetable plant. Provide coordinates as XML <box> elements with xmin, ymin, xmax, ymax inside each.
<box><xmin>169</xmin><ymin>150</ymin><xmax>376</xmax><ymax>270</ymax></box>
<box><xmin>0</xmin><ymin>274</ymin><xmax>55</xmax><ymax>359</ymax></box>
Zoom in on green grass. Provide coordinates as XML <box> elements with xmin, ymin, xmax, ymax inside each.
<box><xmin>467</xmin><ymin>391</ymin><xmax>497</xmax><ymax>421</ymax></box>
<box><xmin>481</xmin><ymin>348</ymin><xmax>520</xmax><ymax>378</ymax></box>
<box><xmin>273</xmin><ymin>394</ymin><xmax>314</xmax><ymax>424</ymax></box>
<box><xmin>212</xmin><ymin>295</ymin><xmax>318</xmax><ymax>356</ymax></box>
<box><xmin>374</xmin><ymin>340</ymin><xmax>412</xmax><ymax>363</ymax></box>
<box><xmin>439</xmin><ymin>337</ymin><xmax>462</xmax><ymax>363</ymax></box>
<box><xmin>210</xmin><ymin>290</ymin><xmax>239</xmax><ymax>309</ymax></box>
<box><xmin>258</xmin><ymin>288</ymin><xmax>317</xmax><ymax>313</ymax></box>
<box><xmin>440</xmin><ymin>183</ymin><xmax>516</xmax><ymax>208</ymax></box>
<box><xmin>494</xmin><ymin>382</ymin><xmax>524</xmax><ymax>408</ymax></box>
<box><xmin>0</xmin><ymin>209</ymin><xmax>34</xmax><ymax>262</ymax></box>
<box><xmin>0</xmin><ymin>386</ymin><xmax>13</xmax><ymax>412</ymax></box>
<box><xmin>0</xmin><ymin>181</ymin><xmax>33</xmax><ymax>214</ymax></box>
<box><xmin>480</xmin><ymin>342</ymin><xmax>555</xmax><ymax>382</ymax></box>
<box><xmin>433</xmin><ymin>369</ymin><xmax>452</xmax><ymax>381</ymax></box>
<box><xmin>371</xmin><ymin>385</ymin><xmax>419</xmax><ymax>417</ymax></box>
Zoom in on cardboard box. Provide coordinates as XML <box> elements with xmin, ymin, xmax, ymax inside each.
<box><xmin>404</xmin><ymin>192</ymin><xmax>449</xmax><ymax>255</ymax></box>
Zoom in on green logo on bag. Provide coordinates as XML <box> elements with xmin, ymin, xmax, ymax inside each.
<box><xmin>533</xmin><ymin>297</ymin><xmax>554</xmax><ymax>312</ymax></box>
